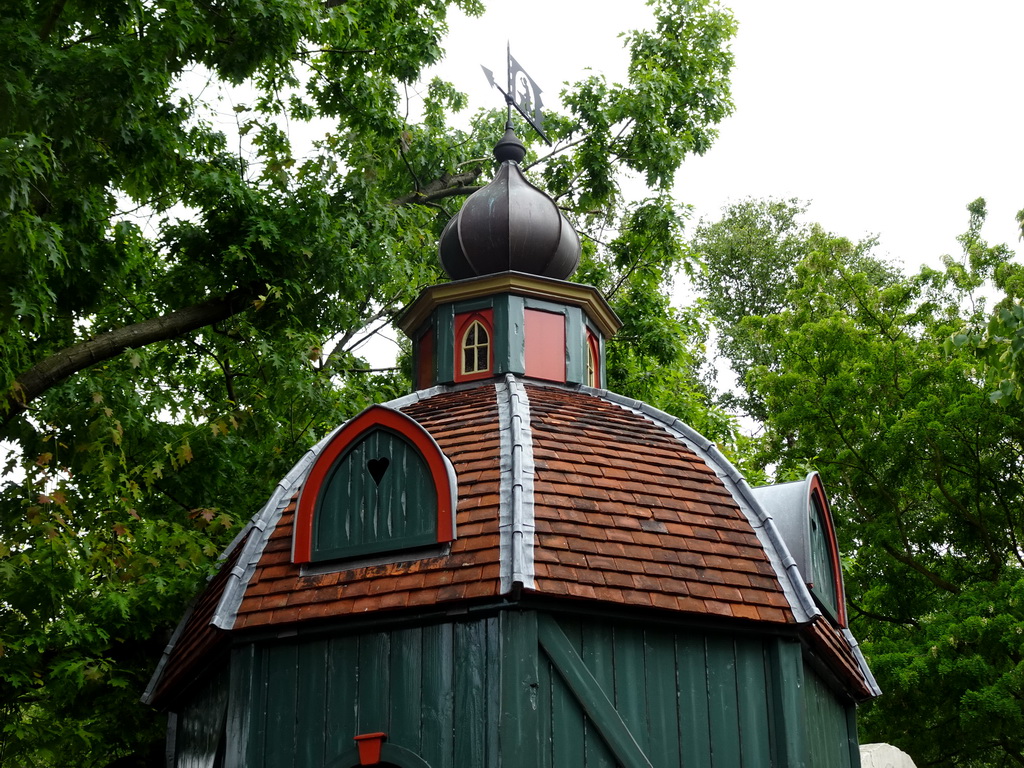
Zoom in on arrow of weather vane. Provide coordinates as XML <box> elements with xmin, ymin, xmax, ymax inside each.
<box><xmin>482</xmin><ymin>45</ymin><xmax>551</xmax><ymax>145</ymax></box>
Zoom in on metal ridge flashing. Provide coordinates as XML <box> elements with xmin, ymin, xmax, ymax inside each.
<box><xmin>496</xmin><ymin>374</ymin><xmax>536</xmax><ymax>592</ymax></box>
<box><xmin>211</xmin><ymin>445</ymin><xmax>322</xmax><ymax>630</ymax></box>
<box><xmin>588</xmin><ymin>385</ymin><xmax>821</xmax><ymax>625</ymax></box>
<box><xmin>843</xmin><ymin>627</ymin><xmax>883</xmax><ymax>697</ymax></box>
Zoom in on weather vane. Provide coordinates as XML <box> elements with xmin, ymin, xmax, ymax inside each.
<box><xmin>482</xmin><ymin>44</ymin><xmax>551</xmax><ymax>145</ymax></box>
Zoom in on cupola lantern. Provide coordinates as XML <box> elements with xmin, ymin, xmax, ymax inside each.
<box><xmin>403</xmin><ymin>126</ymin><xmax>613</xmax><ymax>390</ymax></box>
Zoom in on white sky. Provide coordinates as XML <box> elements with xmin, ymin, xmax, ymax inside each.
<box><xmin>431</xmin><ymin>0</ymin><xmax>1024</xmax><ymax>271</ymax></box>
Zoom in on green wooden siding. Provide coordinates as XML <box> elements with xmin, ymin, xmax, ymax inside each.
<box><xmin>804</xmin><ymin>666</ymin><xmax>860</xmax><ymax>768</ymax></box>
<box><xmin>194</xmin><ymin>610</ymin><xmax>860</xmax><ymax>768</ymax></box>
<box><xmin>228</xmin><ymin>619</ymin><xmax>500</xmax><ymax>768</ymax></box>
<box><xmin>175</xmin><ymin>667</ymin><xmax>228</xmax><ymax>768</ymax></box>
<box><xmin>313</xmin><ymin>429</ymin><xmax>437</xmax><ymax>561</ymax></box>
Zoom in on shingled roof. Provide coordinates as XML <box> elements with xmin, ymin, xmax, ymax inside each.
<box><xmin>145</xmin><ymin>377</ymin><xmax>879</xmax><ymax>707</ymax></box>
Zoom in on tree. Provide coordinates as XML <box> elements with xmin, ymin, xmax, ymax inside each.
<box><xmin>694</xmin><ymin>199</ymin><xmax>1024</xmax><ymax>767</ymax></box>
<box><xmin>0</xmin><ymin>0</ymin><xmax>737</xmax><ymax>764</ymax></box>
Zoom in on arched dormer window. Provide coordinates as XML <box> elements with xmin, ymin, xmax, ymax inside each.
<box><xmin>454</xmin><ymin>310</ymin><xmax>493</xmax><ymax>383</ymax></box>
<box><xmin>750</xmin><ymin>472</ymin><xmax>848</xmax><ymax>626</ymax></box>
<box><xmin>808</xmin><ymin>483</ymin><xmax>844</xmax><ymax>624</ymax></box>
<box><xmin>293</xmin><ymin>406</ymin><xmax>457</xmax><ymax>564</ymax></box>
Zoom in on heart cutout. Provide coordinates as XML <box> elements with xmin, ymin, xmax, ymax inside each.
<box><xmin>367</xmin><ymin>457</ymin><xmax>390</xmax><ymax>486</ymax></box>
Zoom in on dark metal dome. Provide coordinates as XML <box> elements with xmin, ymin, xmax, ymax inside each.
<box><xmin>438</xmin><ymin>126</ymin><xmax>581</xmax><ymax>281</ymax></box>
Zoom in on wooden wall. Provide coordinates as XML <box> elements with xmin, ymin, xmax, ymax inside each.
<box><xmin>170</xmin><ymin>609</ymin><xmax>860</xmax><ymax>768</ymax></box>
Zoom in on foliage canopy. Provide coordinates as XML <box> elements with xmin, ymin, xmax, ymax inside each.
<box><xmin>696</xmin><ymin>197</ymin><xmax>1024</xmax><ymax>768</ymax></box>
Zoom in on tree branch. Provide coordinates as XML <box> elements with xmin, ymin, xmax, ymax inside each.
<box><xmin>391</xmin><ymin>168</ymin><xmax>484</xmax><ymax>206</ymax></box>
<box><xmin>2</xmin><ymin>285</ymin><xmax>261</xmax><ymax>429</ymax></box>
<box><xmin>879</xmin><ymin>541</ymin><xmax>961</xmax><ymax>594</ymax></box>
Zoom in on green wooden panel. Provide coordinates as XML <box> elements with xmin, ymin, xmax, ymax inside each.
<box><xmin>537</xmin><ymin>638</ymin><xmax>554</xmax><ymax>768</ymax></box>
<box><xmin>419</xmin><ymin>622</ymin><xmax>454</xmax><ymax>768</ymax></box>
<box><xmin>356</xmin><ymin>631</ymin><xmax>391</xmax><ymax>734</ymax></box>
<box><xmin>735</xmin><ymin>638</ymin><xmax>771</xmax><ymax>768</ymax></box>
<box><xmin>643</xmin><ymin>629</ymin><xmax>681</xmax><ymax>768</ymax></box>
<box><xmin>225</xmin><ymin>646</ymin><xmax>256</xmax><ymax>768</ymax></box>
<box><xmin>804</xmin><ymin>666</ymin><xmax>855</xmax><ymax>768</ymax></box>
<box><xmin>675</xmin><ymin>635</ymin><xmax>711</xmax><ymax>768</ymax></box>
<box><xmin>768</xmin><ymin>638</ymin><xmax>806</xmax><ymax>768</ymax></box>
<box><xmin>551</xmin><ymin>619</ymin><xmax>585</xmax><ymax>768</ymax></box>
<box><xmin>454</xmin><ymin>621</ymin><xmax>487</xmax><ymax>766</ymax></box>
<box><xmin>176</xmin><ymin>669</ymin><xmax>228</xmax><ymax>768</ymax></box>
<box><xmin>263</xmin><ymin>644</ymin><xmax>298</xmax><ymax>768</ymax></box>
<box><xmin>612</xmin><ymin>624</ymin><xmax>647</xmax><ymax>753</ymax></box>
<box><xmin>295</xmin><ymin>639</ymin><xmax>329</xmax><ymax>768</ymax></box>
<box><xmin>538</xmin><ymin>614</ymin><xmax>653</xmax><ymax>768</ymax></box>
<box><xmin>435</xmin><ymin>303</ymin><xmax>455</xmax><ymax>384</ymax></box>
<box><xmin>325</xmin><ymin>635</ymin><xmax>359</xmax><ymax>762</ymax></box>
<box><xmin>314</xmin><ymin>430</ymin><xmax>437</xmax><ymax>562</ymax></box>
<box><xmin>846</xmin><ymin>705</ymin><xmax>862</xmax><ymax>768</ymax></box>
<box><xmin>388</xmin><ymin>626</ymin><xmax>423</xmax><ymax>753</ymax></box>
<box><xmin>705</xmin><ymin>637</ymin><xmax>740</xmax><ymax>768</ymax></box>
<box><xmin>494</xmin><ymin>294</ymin><xmax>526</xmax><ymax>375</ymax></box>
<box><xmin>500</xmin><ymin>611</ymin><xmax>541</xmax><ymax>766</ymax></box>
<box><xmin>582</xmin><ymin>621</ymin><xmax>617</xmax><ymax>768</ymax></box>
<box><xmin>565</xmin><ymin>306</ymin><xmax>585</xmax><ymax>384</ymax></box>
<box><xmin>485</xmin><ymin>618</ymin><xmax>501</xmax><ymax>767</ymax></box>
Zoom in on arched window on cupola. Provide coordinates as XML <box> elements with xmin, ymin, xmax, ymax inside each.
<box><xmin>454</xmin><ymin>310</ymin><xmax>493</xmax><ymax>383</ymax></box>
<box><xmin>586</xmin><ymin>329</ymin><xmax>600</xmax><ymax>388</ymax></box>
<box><xmin>293</xmin><ymin>406</ymin><xmax>457</xmax><ymax>564</ymax></box>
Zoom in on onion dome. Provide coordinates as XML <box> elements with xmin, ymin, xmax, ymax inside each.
<box><xmin>438</xmin><ymin>125</ymin><xmax>581</xmax><ymax>280</ymax></box>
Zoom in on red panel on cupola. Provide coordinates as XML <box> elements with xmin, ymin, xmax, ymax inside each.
<box><xmin>524</xmin><ymin>309</ymin><xmax>565</xmax><ymax>382</ymax></box>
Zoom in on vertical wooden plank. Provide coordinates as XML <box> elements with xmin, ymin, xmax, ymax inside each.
<box><xmin>735</xmin><ymin>638</ymin><xmax>771</xmax><ymax>768</ymax></box>
<box><xmin>500</xmin><ymin>610</ymin><xmax>540</xmax><ymax>767</ymax></box>
<box><xmin>388</xmin><ymin>626</ymin><xmax>423</xmax><ymax>753</ymax></box>
<box><xmin>536</xmin><ymin>638</ymin><xmax>554</xmax><ymax>768</ymax></box>
<box><xmin>845</xmin><ymin>704</ymin><xmax>861</xmax><ymax>768</ymax></box>
<box><xmin>420</xmin><ymin>622</ymin><xmax>455</xmax><ymax>768</ymax></box>
<box><xmin>225</xmin><ymin>646</ymin><xmax>256</xmax><ymax>768</ymax></box>
<box><xmin>262</xmin><ymin>643</ymin><xmax>298</xmax><ymax>768</ymax></box>
<box><xmin>612</xmin><ymin>624</ymin><xmax>647</xmax><ymax>751</ymax></box>
<box><xmin>551</xmin><ymin>618</ymin><xmax>584</xmax><ymax>767</ymax></box>
<box><xmin>325</xmin><ymin>634</ymin><xmax>359</xmax><ymax>762</ymax></box>
<box><xmin>705</xmin><ymin>635</ymin><xmax>741</xmax><ymax>768</ymax></box>
<box><xmin>767</xmin><ymin>638</ymin><xmax>806</xmax><ymax>768</ymax></box>
<box><xmin>677</xmin><ymin>634</ymin><xmax>711</xmax><ymax>768</ymax></box>
<box><xmin>295</xmin><ymin>639</ymin><xmax>328</xmax><ymax>768</ymax></box>
<box><xmin>497</xmin><ymin>294</ymin><xmax>526</xmax><ymax>375</ymax></box>
<box><xmin>436</xmin><ymin>303</ymin><xmax>456</xmax><ymax>384</ymax></box>
<box><xmin>356</xmin><ymin>630</ymin><xmax>391</xmax><ymax>734</ymax></box>
<box><xmin>454</xmin><ymin>621</ymin><xmax>487</xmax><ymax>765</ymax></box>
<box><xmin>486</xmin><ymin>617</ymin><xmax>502</xmax><ymax>768</ymax></box>
<box><xmin>582</xmin><ymin>619</ymin><xmax>617</xmax><ymax>768</ymax></box>
<box><xmin>564</xmin><ymin>307</ymin><xmax>585</xmax><ymax>384</ymax></box>
<box><xmin>644</xmin><ymin>628</ymin><xmax>680</xmax><ymax>768</ymax></box>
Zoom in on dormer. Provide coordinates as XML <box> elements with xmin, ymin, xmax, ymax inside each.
<box><xmin>751</xmin><ymin>472</ymin><xmax>847</xmax><ymax>625</ymax></box>
<box><xmin>292</xmin><ymin>405</ymin><xmax>458</xmax><ymax>565</ymax></box>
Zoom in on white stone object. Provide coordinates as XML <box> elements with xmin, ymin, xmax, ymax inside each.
<box><xmin>860</xmin><ymin>743</ymin><xmax>917</xmax><ymax>768</ymax></box>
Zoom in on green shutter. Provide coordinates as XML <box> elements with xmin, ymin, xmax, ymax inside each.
<box><xmin>313</xmin><ymin>429</ymin><xmax>437</xmax><ymax>561</ymax></box>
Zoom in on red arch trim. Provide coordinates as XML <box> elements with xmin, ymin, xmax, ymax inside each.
<box><xmin>293</xmin><ymin>405</ymin><xmax>457</xmax><ymax>564</ymax></box>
